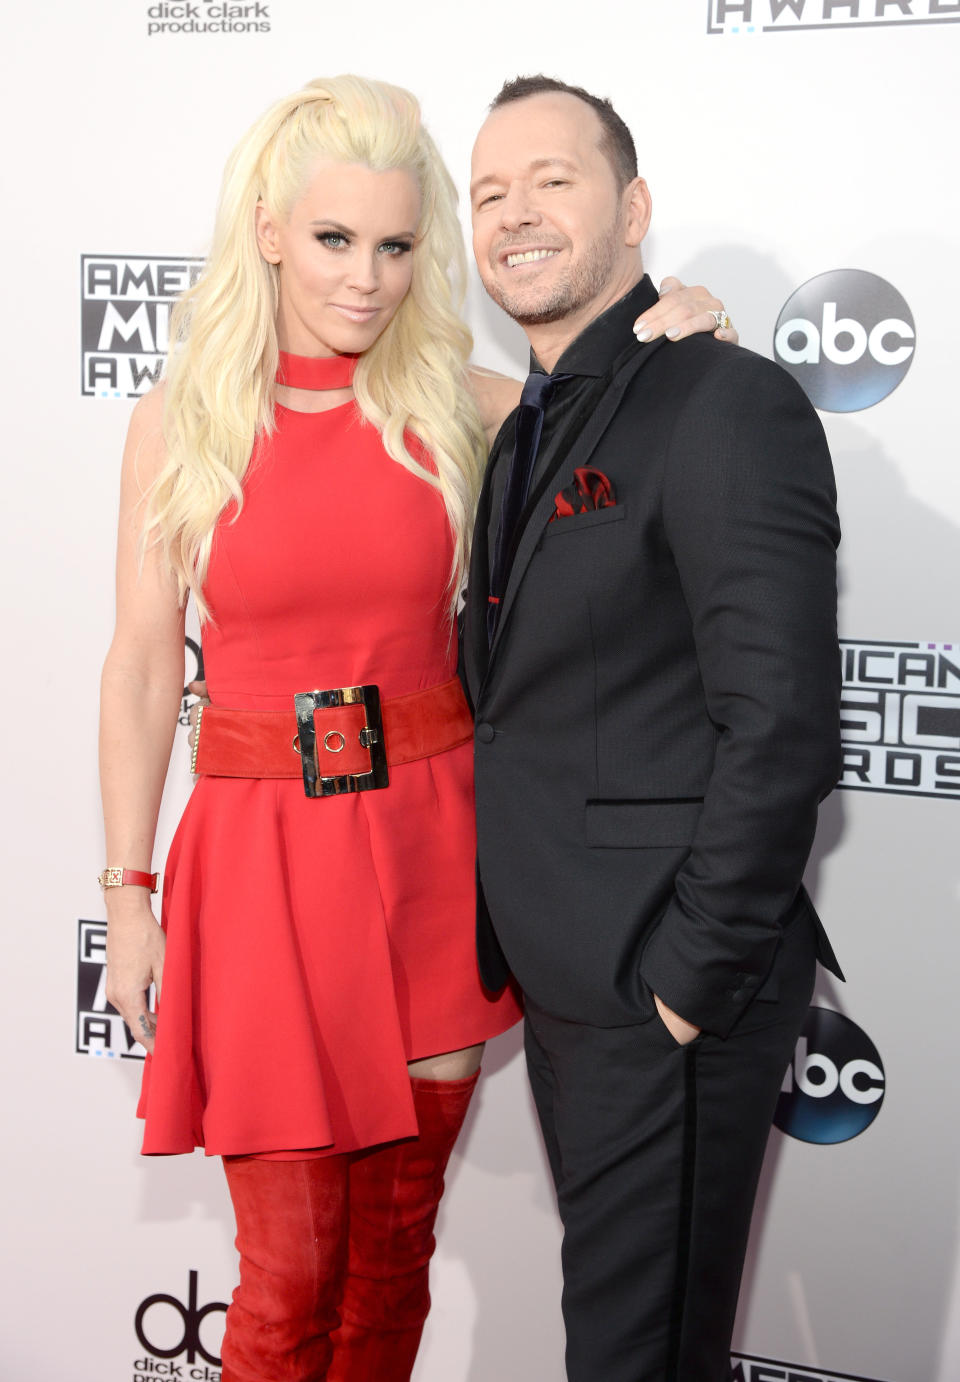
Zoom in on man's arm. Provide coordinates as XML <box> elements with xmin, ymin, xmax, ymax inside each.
<box><xmin>639</xmin><ymin>348</ymin><xmax>841</xmax><ymax>1039</ymax></box>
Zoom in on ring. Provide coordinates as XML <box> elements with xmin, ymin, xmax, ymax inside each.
<box><xmin>710</xmin><ymin>308</ymin><xmax>731</xmax><ymax>331</ymax></box>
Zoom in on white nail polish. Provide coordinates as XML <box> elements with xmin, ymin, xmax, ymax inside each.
<box><xmin>665</xmin><ymin>326</ymin><xmax>681</xmax><ymax>340</ymax></box>
<box><xmin>634</xmin><ymin>326</ymin><xmax>652</xmax><ymax>343</ymax></box>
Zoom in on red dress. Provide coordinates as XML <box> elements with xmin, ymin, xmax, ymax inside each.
<box><xmin>138</xmin><ymin>386</ymin><xmax>522</xmax><ymax>1156</ymax></box>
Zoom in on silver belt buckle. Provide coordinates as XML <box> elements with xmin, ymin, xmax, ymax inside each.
<box><xmin>293</xmin><ymin>684</ymin><xmax>389</xmax><ymax>798</ymax></box>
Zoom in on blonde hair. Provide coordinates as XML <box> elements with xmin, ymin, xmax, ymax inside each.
<box><xmin>144</xmin><ymin>75</ymin><xmax>486</xmax><ymax>620</ymax></box>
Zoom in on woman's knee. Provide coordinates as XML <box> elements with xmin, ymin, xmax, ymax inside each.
<box><xmin>224</xmin><ymin>1155</ymin><xmax>350</xmax><ymax>1311</ymax></box>
<box><xmin>406</xmin><ymin>1041</ymin><xmax>484</xmax><ymax>1081</ymax></box>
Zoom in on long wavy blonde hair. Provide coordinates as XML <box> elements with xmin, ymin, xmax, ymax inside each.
<box><xmin>144</xmin><ymin>75</ymin><xmax>486</xmax><ymax>620</ymax></box>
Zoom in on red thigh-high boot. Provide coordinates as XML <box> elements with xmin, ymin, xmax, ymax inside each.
<box><xmin>325</xmin><ymin>1072</ymin><xmax>479</xmax><ymax>1382</ymax></box>
<box><xmin>220</xmin><ymin>1154</ymin><xmax>350</xmax><ymax>1382</ymax></box>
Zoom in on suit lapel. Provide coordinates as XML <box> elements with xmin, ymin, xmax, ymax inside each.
<box><xmin>487</xmin><ymin>337</ymin><xmax>668</xmax><ymax>665</ymax></box>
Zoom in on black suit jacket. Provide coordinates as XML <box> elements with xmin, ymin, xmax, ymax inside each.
<box><xmin>463</xmin><ymin>278</ymin><xmax>842</xmax><ymax>1039</ymax></box>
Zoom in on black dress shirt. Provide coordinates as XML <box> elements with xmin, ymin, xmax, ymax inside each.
<box><xmin>485</xmin><ymin>275</ymin><xmax>659</xmax><ymax>570</ymax></box>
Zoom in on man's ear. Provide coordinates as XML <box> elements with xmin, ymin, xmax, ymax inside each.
<box><xmin>623</xmin><ymin>177</ymin><xmax>652</xmax><ymax>249</ymax></box>
<box><xmin>255</xmin><ymin>201</ymin><xmax>282</xmax><ymax>264</ymax></box>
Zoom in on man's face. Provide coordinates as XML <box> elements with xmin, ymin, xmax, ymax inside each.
<box><xmin>470</xmin><ymin>92</ymin><xmax>636</xmax><ymax>327</ymax></box>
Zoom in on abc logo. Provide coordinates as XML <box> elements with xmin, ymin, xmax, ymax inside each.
<box><xmin>775</xmin><ymin>1006</ymin><xmax>884</xmax><ymax>1145</ymax></box>
<box><xmin>774</xmin><ymin>269</ymin><xmax>915</xmax><ymax>412</ymax></box>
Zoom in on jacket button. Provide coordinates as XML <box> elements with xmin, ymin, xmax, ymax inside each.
<box><xmin>476</xmin><ymin>722</ymin><xmax>495</xmax><ymax>744</ymax></box>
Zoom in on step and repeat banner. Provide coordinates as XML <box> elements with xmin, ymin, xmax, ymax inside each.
<box><xmin>2</xmin><ymin>3</ymin><xmax>958</xmax><ymax>1380</ymax></box>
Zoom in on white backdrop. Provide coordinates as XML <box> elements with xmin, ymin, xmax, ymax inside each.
<box><xmin>2</xmin><ymin>3</ymin><xmax>959</xmax><ymax>1380</ymax></box>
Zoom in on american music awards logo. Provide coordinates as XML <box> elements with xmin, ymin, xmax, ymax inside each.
<box><xmin>730</xmin><ymin>1354</ymin><xmax>893</xmax><ymax>1382</ymax></box>
<box><xmin>81</xmin><ymin>255</ymin><xmax>204</xmax><ymax>398</ymax></box>
<box><xmin>707</xmin><ymin>0</ymin><xmax>960</xmax><ymax>33</ymax></box>
<box><xmin>838</xmin><ymin>640</ymin><xmax>960</xmax><ymax>799</ymax></box>
<box><xmin>76</xmin><ymin>919</ymin><xmax>148</xmax><ymax>1060</ymax></box>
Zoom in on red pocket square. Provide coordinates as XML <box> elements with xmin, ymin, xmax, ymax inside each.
<box><xmin>551</xmin><ymin>467</ymin><xmax>617</xmax><ymax>520</ymax></box>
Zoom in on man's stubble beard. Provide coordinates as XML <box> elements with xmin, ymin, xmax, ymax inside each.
<box><xmin>484</xmin><ymin>218</ymin><xmax>622</xmax><ymax>327</ymax></box>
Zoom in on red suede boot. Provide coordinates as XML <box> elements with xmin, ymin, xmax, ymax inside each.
<box><xmin>220</xmin><ymin>1154</ymin><xmax>350</xmax><ymax>1382</ymax></box>
<box><xmin>326</xmin><ymin>1071</ymin><xmax>479</xmax><ymax>1382</ymax></box>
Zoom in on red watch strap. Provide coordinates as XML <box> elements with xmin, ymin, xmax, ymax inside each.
<box><xmin>101</xmin><ymin>867</ymin><xmax>159</xmax><ymax>893</ymax></box>
<box><xmin>122</xmin><ymin>868</ymin><xmax>159</xmax><ymax>892</ymax></box>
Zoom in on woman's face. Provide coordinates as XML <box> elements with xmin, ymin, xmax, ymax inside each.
<box><xmin>256</xmin><ymin>160</ymin><xmax>421</xmax><ymax>357</ymax></box>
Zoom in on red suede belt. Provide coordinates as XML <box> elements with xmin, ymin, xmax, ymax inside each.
<box><xmin>192</xmin><ymin>677</ymin><xmax>473</xmax><ymax>798</ymax></box>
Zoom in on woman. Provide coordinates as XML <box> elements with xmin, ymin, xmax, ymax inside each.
<box><xmin>100</xmin><ymin>75</ymin><xmax>734</xmax><ymax>1382</ymax></box>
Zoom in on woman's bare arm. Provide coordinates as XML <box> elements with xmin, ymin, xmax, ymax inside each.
<box><xmin>467</xmin><ymin>367</ymin><xmax>523</xmax><ymax>447</ymax></box>
<box><xmin>99</xmin><ymin>385</ymin><xmax>186</xmax><ymax>1053</ymax></box>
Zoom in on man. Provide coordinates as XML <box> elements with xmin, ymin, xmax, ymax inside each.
<box><xmin>462</xmin><ymin>76</ymin><xmax>843</xmax><ymax>1382</ymax></box>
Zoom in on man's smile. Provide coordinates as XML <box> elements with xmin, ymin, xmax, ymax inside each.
<box><xmin>504</xmin><ymin>248</ymin><xmax>561</xmax><ymax>269</ymax></box>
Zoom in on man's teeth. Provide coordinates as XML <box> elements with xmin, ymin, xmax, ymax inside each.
<box><xmin>506</xmin><ymin>249</ymin><xmax>559</xmax><ymax>268</ymax></box>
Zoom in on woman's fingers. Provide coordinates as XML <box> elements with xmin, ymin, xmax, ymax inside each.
<box><xmin>132</xmin><ymin>1005</ymin><xmax>158</xmax><ymax>1053</ymax></box>
<box><xmin>105</xmin><ymin>983</ymin><xmax>158</xmax><ymax>1053</ymax></box>
<box><xmin>633</xmin><ymin>280</ymin><xmax>737</xmax><ymax>345</ymax></box>
<box><xmin>666</xmin><ymin>309</ymin><xmax>740</xmax><ymax>345</ymax></box>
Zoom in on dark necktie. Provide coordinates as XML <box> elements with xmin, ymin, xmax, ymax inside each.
<box><xmin>487</xmin><ymin>371</ymin><xmax>572</xmax><ymax>645</ymax></box>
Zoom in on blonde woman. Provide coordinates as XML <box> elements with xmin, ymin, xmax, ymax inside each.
<box><xmin>99</xmin><ymin>75</ymin><xmax>734</xmax><ymax>1382</ymax></box>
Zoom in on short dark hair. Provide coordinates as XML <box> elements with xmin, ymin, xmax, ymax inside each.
<box><xmin>489</xmin><ymin>75</ymin><xmax>638</xmax><ymax>190</ymax></box>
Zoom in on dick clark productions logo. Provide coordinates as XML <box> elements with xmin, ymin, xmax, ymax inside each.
<box><xmin>775</xmin><ymin>1007</ymin><xmax>884</xmax><ymax>1145</ymax></box>
<box><xmin>774</xmin><ymin>269</ymin><xmax>915</xmax><ymax>412</ymax></box>
<box><xmin>135</xmin><ymin>1270</ymin><xmax>226</xmax><ymax>1377</ymax></box>
<box><xmin>146</xmin><ymin>0</ymin><xmax>270</xmax><ymax>37</ymax></box>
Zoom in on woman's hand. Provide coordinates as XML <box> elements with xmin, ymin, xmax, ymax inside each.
<box><xmin>105</xmin><ymin>897</ymin><xmax>166</xmax><ymax>1054</ymax></box>
<box><xmin>633</xmin><ymin>277</ymin><xmax>739</xmax><ymax>345</ymax></box>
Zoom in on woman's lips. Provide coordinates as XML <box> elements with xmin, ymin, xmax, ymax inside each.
<box><xmin>331</xmin><ymin>304</ymin><xmax>381</xmax><ymax>322</ymax></box>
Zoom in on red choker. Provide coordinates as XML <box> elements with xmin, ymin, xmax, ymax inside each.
<box><xmin>276</xmin><ymin>351</ymin><xmax>358</xmax><ymax>390</ymax></box>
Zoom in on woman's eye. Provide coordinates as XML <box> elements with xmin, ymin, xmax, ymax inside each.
<box><xmin>379</xmin><ymin>240</ymin><xmax>413</xmax><ymax>256</ymax></box>
<box><xmin>316</xmin><ymin>231</ymin><xmax>347</xmax><ymax>249</ymax></box>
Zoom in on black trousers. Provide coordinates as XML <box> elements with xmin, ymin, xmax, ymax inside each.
<box><xmin>523</xmin><ymin>911</ymin><xmax>817</xmax><ymax>1382</ymax></box>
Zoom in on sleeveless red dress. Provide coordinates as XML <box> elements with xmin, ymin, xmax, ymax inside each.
<box><xmin>137</xmin><ymin>364</ymin><xmax>522</xmax><ymax>1156</ymax></box>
